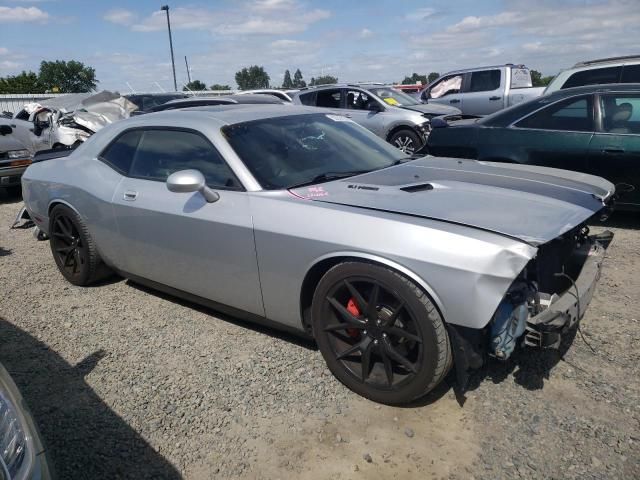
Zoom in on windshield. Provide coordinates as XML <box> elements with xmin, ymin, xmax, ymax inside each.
<box><xmin>368</xmin><ymin>87</ymin><xmax>421</xmax><ymax>106</ymax></box>
<box><xmin>222</xmin><ymin>113</ymin><xmax>406</xmax><ymax>190</ymax></box>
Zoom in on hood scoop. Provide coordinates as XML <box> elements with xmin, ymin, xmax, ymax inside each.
<box><xmin>400</xmin><ymin>183</ymin><xmax>434</xmax><ymax>193</ymax></box>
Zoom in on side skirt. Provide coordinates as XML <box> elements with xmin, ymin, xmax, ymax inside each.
<box><xmin>116</xmin><ymin>270</ymin><xmax>311</xmax><ymax>341</ymax></box>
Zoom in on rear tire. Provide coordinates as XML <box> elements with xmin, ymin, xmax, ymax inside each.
<box><xmin>49</xmin><ymin>204</ymin><xmax>112</xmax><ymax>286</ymax></box>
<box><xmin>312</xmin><ymin>262</ymin><xmax>451</xmax><ymax>405</ymax></box>
<box><xmin>389</xmin><ymin>129</ymin><xmax>422</xmax><ymax>155</ymax></box>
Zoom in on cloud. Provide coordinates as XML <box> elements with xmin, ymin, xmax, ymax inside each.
<box><xmin>405</xmin><ymin>8</ymin><xmax>437</xmax><ymax>22</ymax></box>
<box><xmin>0</xmin><ymin>47</ymin><xmax>9</xmax><ymax>55</ymax></box>
<box><xmin>129</xmin><ymin>3</ymin><xmax>330</xmax><ymax>35</ymax></box>
<box><xmin>0</xmin><ymin>6</ymin><xmax>48</xmax><ymax>23</ymax></box>
<box><xmin>104</xmin><ymin>8</ymin><xmax>136</xmax><ymax>26</ymax></box>
<box><xmin>359</xmin><ymin>28</ymin><xmax>373</xmax><ymax>39</ymax></box>
<box><xmin>446</xmin><ymin>12</ymin><xmax>521</xmax><ymax>33</ymax></box>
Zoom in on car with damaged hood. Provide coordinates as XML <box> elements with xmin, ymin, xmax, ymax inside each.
<box><xmin>20</xmin><ymin>105</ymin><xmax>614</xmax><ymax>404</ymax></box>
<box><xmin>10</xmin><ymin>91</ymin><xmax>137</xmax><ymax>153</ymax></box>
<box><xmin>292</xmin><ymin>84</ymin><xmax>460</xmax><ymax>154</ymax></box>
<box><xmin>0</xmin><ymin>124</ymin><xmax>32</xmax><ymax>192</ymax></box>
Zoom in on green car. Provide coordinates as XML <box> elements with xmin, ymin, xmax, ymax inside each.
<box><xmin>427</xmin><ymin>83</ymin><xmax>640</xmax><ymax>210</ymax></box>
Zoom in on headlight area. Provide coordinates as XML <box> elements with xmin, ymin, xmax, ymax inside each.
<box><xmin>0</xmin><ymin>367</ymin><xmax>38</xmax><ymax>480</ymax></box>
<box><xmin>7</xmin><ymin>150</ymin><xmax>31</xmax><ymax>161</ymax></box>
<box><xmin>415</xmin><ymin>120</ymin><xmax>431</xmax><ymax>138</ymax></box>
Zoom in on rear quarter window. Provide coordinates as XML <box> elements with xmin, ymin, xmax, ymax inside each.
<box><xmin>621</xmin><ymin>64</ymin><xmax>640</xmax><ymax>83</ymax></box>
<box><xmin>562</xmin><ymin>66</ymin><xmax>622</xmax><ymax>89</ymax></box>
<box><xmin>99</xmin><ymin>130</ymin><xmax>143</xmax><ymax>174</ymax></box>
<box><xmin>297</xmin><ymin>92</ymin><xmax>316</xmax><ymax>106</ymax></box>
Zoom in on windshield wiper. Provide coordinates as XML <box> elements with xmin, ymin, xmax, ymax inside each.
<box><xmin>287</xmin><ymin>170</ymin><xmax>373</xmax><ymax>189</ymax></box>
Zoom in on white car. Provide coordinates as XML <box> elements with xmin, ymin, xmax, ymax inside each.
<box><xmin>236</xmin><ymin>89</ymin><xmax>297</xmax><ymax>102</ymax></box>
<box><xmin>544</xmin><ymin>55</ymin><xmax>640</xmax><ymax>94</ymax></box>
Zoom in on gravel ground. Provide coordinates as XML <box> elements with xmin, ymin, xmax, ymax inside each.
<box><xmin>0</xmin><ymin>189</ymin><xmax>638</xmax><ymax>479</ymax></box>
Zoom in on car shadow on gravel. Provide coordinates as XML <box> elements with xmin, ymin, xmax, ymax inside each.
<box><xmin>126</xmin><ymin>280</ymin><xmax>318</xmax><ymax>351</ymax></box>
<box><xmin>0</xmin><ymin>188</ymin><xmax>22</xmax><ymax>205</ymax></box>
<box><xmin>0</xmin><ymin>318</ymin><xmax>181</xmax><ymax>480</ymax></box>
<box><xmin>0</xmin><ymin>246</ymin><xmax>10</xmax><ymax>256</ymax></box>
<box><xmin>467</xmin><ymin>325</ymin><xmax>580</xmax><ymax>393</ymax></box>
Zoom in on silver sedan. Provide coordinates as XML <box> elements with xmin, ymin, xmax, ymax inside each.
<box><xmin>21</xmin><ymin>105</ymin><xmax>614</xmax><ymax>404</ymax></box>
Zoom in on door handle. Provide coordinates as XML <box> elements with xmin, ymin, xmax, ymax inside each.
<box><xmin>449</xmin><ymin>99</ymin><xmax>461</xmax><ymax>104</ymax></box>
<box><xmin>123</xmin><ymin>190</ymin><xmax>138</xmax><ymax>201</ymax></box>
<box><xmin>489</xmin><ymin>96</ymin><xmax>501</xmax><ymax>101</ymax></box>
<box><xmin>602</xmin><ymin>148</ymin><xmax>624</xmax><ymax>154</ymax></box>
<box><xmin>345</xmin><ymin>113</ymin><xmax>352</xmax><ymax>118</ymax></box>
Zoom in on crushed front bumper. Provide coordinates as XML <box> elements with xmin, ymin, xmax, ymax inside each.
<box><xmin>524</xmin><ymin>231</ymin><xmax>613</xmax><ymax>348</ymax></box>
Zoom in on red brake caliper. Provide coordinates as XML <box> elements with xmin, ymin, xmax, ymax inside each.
<box><xmin>346</xmin><ymin>298</ymin><xmax>361</xmax><ymax>338</ymax></box>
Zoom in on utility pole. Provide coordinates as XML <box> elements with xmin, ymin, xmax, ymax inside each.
<box><xmin>185</xmin><ymin>56</ymin><xmax>191</xmax><ymax>84</ymax></box>
<box><xmin>160</xmin><ymin>5</ymin><xmax>177</xmax><ymax>91</ymax></box>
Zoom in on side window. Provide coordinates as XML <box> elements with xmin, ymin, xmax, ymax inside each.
<box><xmin>562</xmin><ymin>66</ymin><xmax>622</xmax><ymax>89</ymax></box>
<box><xmin>621</xmin><ymin>64</ymin><xmax>640</xmax><ymax>83</ymax></box>
<box><xmin>600</xmin><ymin>95</ymin><xmax>640</xmax><ymax>133</ymax></box>
<box><xmin>516</xmin><ymin>96</ymin><xmax>594</xmax><ymax>132</ymax></box>
<box><xmin>316</xmin><ymin>89</ymin><xmax>342</xmax><ymax>108</ymax></box>
<box><xmin>468</xmin><ymin>69</ymin><xmax>501</xmax><ymax>92</ymax></box>
<box><xmin>297</xmin><ymin>92</ymin><xmax>316</xmax><ymax>106</ymax></box>
<box><xmin>429</xmin><ymin>75</ymin><xmax>462</xmax><ymax>99</ymax></box>
<box><xmin>346</xmin><ymin>90</ymin><xmax>374</xmax><ymax>110</ymax></box>
<box><xmin>129</xmin><ymin>129</ymin><xmax>241</xmax><ymax>189</ymax></box>
<box><xmin>99</xmin><ymin>129</ymin><xmax>143</xmax><ymax>174</ymax></box>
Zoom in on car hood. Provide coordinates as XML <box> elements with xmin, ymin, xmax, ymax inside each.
<box><xmin>399</xmin><ymin>103</ymin><xmax>461</xmax><ymax>115</ymax></box>
<box><xmin>290</xmin><ymin>157</ymin><xmax>614</xmax><ymax>246</ymax></box>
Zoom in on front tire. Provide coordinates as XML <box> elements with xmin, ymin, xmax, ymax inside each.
<box><xmin>312</xmin><ymin>262</ymin><xmax>451</xmax><ymax>405</ymax></box>
<box><xmin>49</xmin><ymin>205</ymin><xmax>111</xmax><ymax>286</ymax></box>
<box><xmin>389</xmin><ymin>129</ymin><xmax>422</xmax><ymax>155</ymax></box>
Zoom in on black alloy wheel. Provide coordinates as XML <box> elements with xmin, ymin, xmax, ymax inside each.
<box><xmin>50</xmin><ymin>212</ymin><xmax>87</xmax><ymax>280</ymax></box>
<box><xmin>48</xmin><ymin>204</ymin><xmax>112</xmax><ymax>286</ymax></box>
<box><xmin>312</xmin><ymin>262</ymin><xmax>451</xmax><ymax>405</ymax></box>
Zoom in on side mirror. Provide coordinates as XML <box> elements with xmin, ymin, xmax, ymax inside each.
<box><xmin>0</xmin><ymin>125</ymin><xmax>12</xmax><ymax>135</ymax></box>
<box><xmin>367</xmin><ymin>102</ymin><xmax>383</xmax><ymax>113</ymax></box>
<box><xmin>166</xmin><ymin>169</ymin><xmax>220</xmax><ymax>203</ymax></box>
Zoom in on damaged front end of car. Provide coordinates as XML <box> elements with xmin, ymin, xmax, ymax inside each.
<box><xmin>450</xmin><ymin>222</ymin><xmax>614</xmax><ymax>391</ymax></box>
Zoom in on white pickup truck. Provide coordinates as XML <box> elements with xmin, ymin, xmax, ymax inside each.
<box><xmin>419</xmin><ymin>64</ymin><xmax>545</xmax><ymax>115</ymax></box>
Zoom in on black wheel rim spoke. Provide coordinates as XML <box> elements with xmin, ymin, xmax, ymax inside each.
<box><xmin>384</xmin><ymin>340</ymin><xmax>417</xmax><ymax>373</ymax></box>
<box><xmin>344</xmin><ymin>280</ymin><xmax>367</xmax><ymax>313</ymax></box>
<box><xmin>381</xmin><ymin>350</ymin><xmax>394</xmax><ymax>386</ymax></box>
<box><xmin>322</xmin><ymin>277</ymin><xmax>424</xmax><ymax>388</ymax></box>
<box><xmin>52</xmin><ymin>213</ymin><xmax>85</xmax><ymax>277</ymax></box>
<box><xmin>386</xmin><ymin>326</ymin><xmax>422</xmax><ymax>344</ymax></box>
<box><xmin>327</xmin><ymin>297</ymin><xmax>364</xmax><ymax>326</ymax></box>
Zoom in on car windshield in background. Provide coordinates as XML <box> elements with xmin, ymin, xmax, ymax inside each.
<box><xmin>369</xmin><ymin>87</ymin><xmax>421</xmax><ymax>106</ymax></box>
<box><xmin>222</xmin><ymin>113</ymin><xmax>406</xmax><ymax>190</ymax></box>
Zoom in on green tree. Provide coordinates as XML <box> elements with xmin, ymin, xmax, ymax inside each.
<box><xmin>309</xmin><ymin>75</ymin><xmax>338</xmax><ymax>86</ymax></box>
<box><xmin>183</xmin><ymin>80</ymin><xmax>207</xmax><ymax>91</ymax></box>
<box><xmin>427</xmin><ymin>72</ymin><xmax>440</xmax><ymax>83</ymax></box>
<box><xmin>282</xmin><ymin>69</ymin><xmax>293</xmax><ymax>89</ymax></box>
<box><xmin>401</xmin><ymin>73</ymin><xmax>428</xmax><ymax>85</ymax></box>
<box><xmin>292</xmin><ymin>68</ymin><xmax>306</xmax><ymax>88</ymax></box>
<box><xmin>0</xmin><ymin>71</ymin><xmax>44</xmax><ymax>94</ymax></box>
<box><xmin>38</xmin><ymin>60</ymin><xmax>97</xmax><ymax>93</ymax></box>
<box><xmin>530</xmin><ymin>69</ymin><xmax>554</xmax><ymax>87</ymax></box>
<box><xmin>235</xmin><ymin>65</ymin><xmax>270</xmax><ymax>90</ymax></box>
<box><xmin>210</xmin><ymin>84</ymin><xmax>232</xmax><ymax>90</ymax></box>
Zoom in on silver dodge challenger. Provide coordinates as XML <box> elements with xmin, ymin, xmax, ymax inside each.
<box><xmin>21</xmin><ymin>105</ymin><xmax>614</xmax><ymax>404</ymax></box>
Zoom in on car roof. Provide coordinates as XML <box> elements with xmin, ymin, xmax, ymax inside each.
<box><xmin>141</xmin><ymin>104</ymin><xmax>319</xmax><ymax>126</ymax></box>
<box><xmin>482</xmin><ymin>83</ymin><xmax>640</xmax><ymax>127</ymax></box>
<box><xmin>572</xmin><ymin>55</ymin><xmax>640</xmax><ymax>68</ymax></box>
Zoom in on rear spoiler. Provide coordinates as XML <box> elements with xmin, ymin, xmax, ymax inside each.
<box><xmin>32</xmin><ymin>146</ymin><xmax>75</xmax><ymax>163</ymax></box>
<box><xmin>430</xmin><ymin>114</ymin><xmax>483</xmax><ymax>128</ymax></box>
